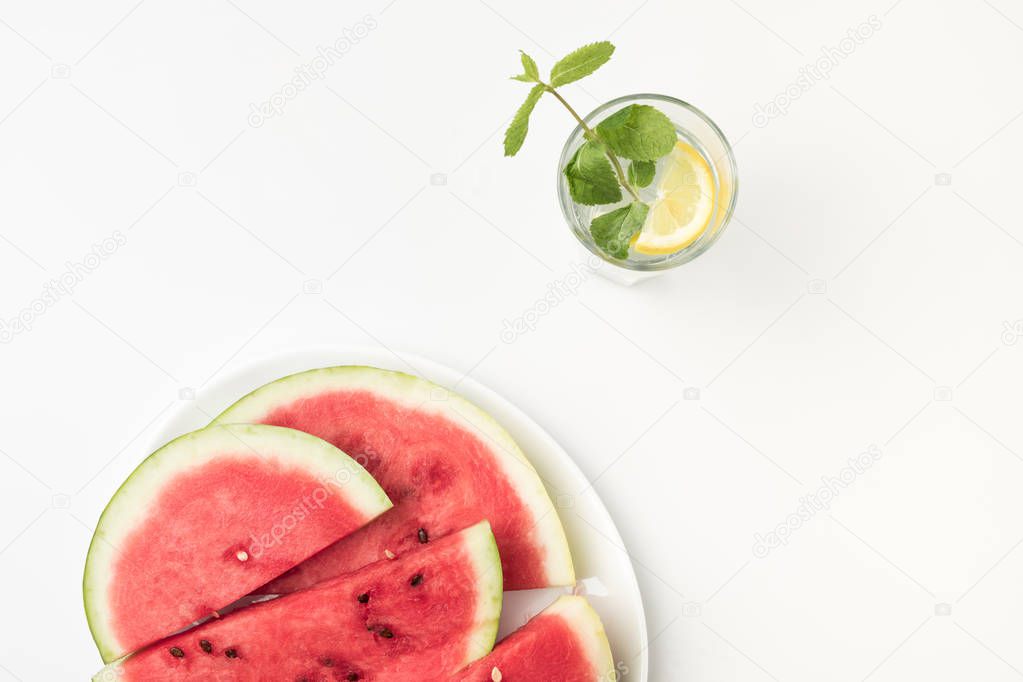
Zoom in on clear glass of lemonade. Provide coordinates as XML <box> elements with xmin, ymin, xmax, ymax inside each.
<box><xmin>557</xmin><ymin>94</ymin><xmax>738</xmax><ymax>284</ymax></box>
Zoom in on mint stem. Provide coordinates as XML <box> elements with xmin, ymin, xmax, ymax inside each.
<box><xmin>544</xmin><ymin>84</ymin><xmax>641</xmax><ymax>202</ymax></box>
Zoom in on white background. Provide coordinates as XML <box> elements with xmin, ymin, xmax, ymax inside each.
<box><xmin>1</xmin><ymin>0</ymin><xmax>1022</xmax><ymax>680</ymax></box>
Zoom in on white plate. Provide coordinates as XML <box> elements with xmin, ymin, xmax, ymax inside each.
<box><xmin>152</xmin><ymin>346</ymin><xmax>649</xmax><ymax>681</ymax></box>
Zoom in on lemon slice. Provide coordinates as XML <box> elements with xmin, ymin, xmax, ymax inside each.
<box><xmin>632</xmin><ymin>141</ymin><xmax>715</xmax><ymax>255</ymax></box>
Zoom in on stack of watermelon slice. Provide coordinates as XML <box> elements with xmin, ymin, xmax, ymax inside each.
<box><xmin>85</xmin><ymin>366</ymin><xmax>618</xmax><ymax>680</ymax></box>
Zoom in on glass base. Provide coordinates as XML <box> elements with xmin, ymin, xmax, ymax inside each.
<box><xmin>577</xmin><ymin>245</ymin><xmax>667</xmax><ymax>286</ymax></box>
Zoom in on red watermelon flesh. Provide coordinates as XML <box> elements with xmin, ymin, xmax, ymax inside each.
<box><xmin>94</xmin><ymin>521</ymin><xmax>503</xmax><ymax>682</ymax></box>
<box><xmin>213</xmin><ymin>366</ymin><xmax>574</xmax><ymax>593</ymax></box>
<box><xmin>453</xmin><ymin>595</ymin><xmax>615</xmax><ymax>682</ymax></box>
<box><xmin>84</xmin><ymin>424</ymin><xmax>392</xmax><ymax>663</ymax></box>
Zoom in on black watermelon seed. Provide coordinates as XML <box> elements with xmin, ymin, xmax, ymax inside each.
<box><xmin>379</xmin><ymin>628</ymin><xmax>394</xmax><ymax>639</ymax></box>
<box><xmin>410</xmin><ymin>574</ymin><xmax>423</xmax><ymax>587</ymax></box>
<box><xmin>357</xmin><ymin>593</ymin><xmax>369</xmax><ymax>604</ymax></box>
<box><xmin>348</xmin><ymin>674</ymin><xmax>360</xmax><ymax>681</ymax></box>
<box><xmin>199</xmin><ymin>639</ymin><xmax>213</xmax><ymax>654</ymax></box>
<box><xmin>225</xmin><ymin>648</ymin><xmax>238</xmax><ymax>659</ymax></box>
<box><xmin>417</xmin><ymin>528</ymin><xmax>428</xmax><ymax>543</ymax></box>
<box><xmin>169</xmin><ymin>647</ymin><xmax>185</xmax><ymax>658</ymax></box>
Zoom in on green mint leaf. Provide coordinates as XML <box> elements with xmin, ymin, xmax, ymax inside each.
<box><xmin>549</xmin><ymin>41</ymin><xmax>615</xmax><ymax>87</ymax></box>
<box><xmin>504</xmin><ymin>84</ymin><xmax>545</xmax><ymax>156</ymax></box>
<box><xmin>595</xmin><ymin>104</ymin><xmax>676</xmax><ymax>161</ymax></box>
<box><xmin>511</xmin><ymin>50</ymin><xmax>540</xmax><ymax>82</ymax></box>
<box><xmin>520</xmin><ymin>51</ymin><xmax>539</xmax><ymax>81</ymax></box>
<box><xmin>627</xmin><ymin>160</ymin><xmax>656</xmax><ymax>188</ymax></box>
<box><xmin>591</xmin><ymin>201</ymin><xmax>649</xmax><ymax>259</ymax></box>
<box><xmin>563</xmin><ymin>140</ymin><xmax>622</xmax><ymax>205</ymax></box>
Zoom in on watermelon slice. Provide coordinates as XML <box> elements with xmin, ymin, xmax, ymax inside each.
<box><xmin>454</xmin><ymin>595</ymin><xmax>616</xmax><ymax>682</ymax></box>
<box><xmin>212</xmin><ymin>366</ymin><xmax>574</xmax><ymax>592</ymax></box>
<box><xmin>94</xmin><ymin>521</ymin><xmax>503</xmax><ymax>681</ymax></box>
<box><xmin>84</xmin><ymin>423</ymin><xmax>392</xmax><ymax>663</ymax></box>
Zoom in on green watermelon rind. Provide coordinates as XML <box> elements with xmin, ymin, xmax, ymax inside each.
<box><xmin>459</xmin><ymin>520</ymin><xmax>504</xmax><ymax>667</ymax></box>
<box><xmin>543</xmin><ymin>595</ymin><xmax>616</xmax><ymax>680</ymax></box>
<box><xmin>91</xmin><ymin>520</ymin><xmax>504</xmax><ymax>681</ymax></box>
<box><xmin>213</xmin><ymin>365</ymin><xmax>576</xmax><ymax>587</ymax></box>
<box><xmin>83</xmin><ymin>423</ymin><xmax>392</xmax><ymax>664</ymax></box>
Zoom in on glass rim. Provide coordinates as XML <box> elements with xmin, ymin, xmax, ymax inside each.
<box><xmin>557</xmin><ymin>93</ymin><xmax>739</xmax><ymax>272</ymax></box>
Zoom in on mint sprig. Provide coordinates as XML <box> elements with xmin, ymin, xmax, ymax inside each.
<box><xmin>590</xmin><ymin>202</ymin><xmax>650</xmax><ymax>259</ymax></box>
<box><xmin>627</xmin><ymin>160</ymin><xmax>656</xmax><ymax>188</ymax></box>
<box><xmin>596</xmin><ymin>104</ymin><xmax>676</xmax><ymax>161</ymax></box>
<box><xmin>503</xmin><ymin>84</ymin><xmax>544</xmax><ymax>157</ymax></box>
<box><xmin>564</xmin><ymin>140</ymin><xmax>621</xmax><ymax>205</ymax></box>
<box><xmin>549</xmin><ymin>42</ymin><xmax>615</xmax><ymax>87</ymax></box>
<box><xmin>503</xmin><ymin>41</ymin><xmax>678</xmax><ymax>259</ymax></box>
<box><xmin>512</xmin><ymin>51</ymin><xmax>540</xmax><ymax>83</ymax></box>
